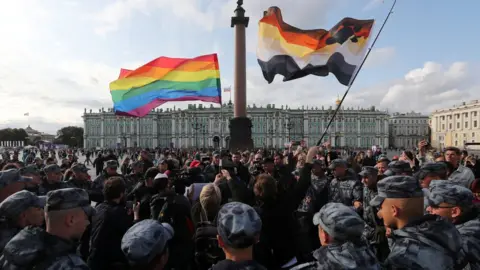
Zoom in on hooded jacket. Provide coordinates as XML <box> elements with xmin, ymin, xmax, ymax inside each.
<box><xmin>385</xmin><ymin>214</ymin><xmax>465</xmax><ymax>270</ymax></box>
<box><xmin>290</xmin><ymin>241</ymin><xmax>381</xmax><ymax>270</ymax></box>
<box><xmin>0</xmin><ymin>226</ymin><xmax>88</xmax><ymax>270</ymax></box>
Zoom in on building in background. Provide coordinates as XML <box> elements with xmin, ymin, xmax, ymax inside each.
<box><xmin>82</xmin><ymin>103</ymin><xmax>390</xmax><ymax>149</ymax></box>
<box><xmin>25</xmin><ymin>125</ymin><xmax>55</xmax><ymax>143</ymax></box>
<box><xmin>431</xmin><ymin>100</ymin><xmax>480</xmax><ymax>150</ymax></box>
<box><xmin>388</xmin><ymin>112</ymin><xmax>429</xmax><ymax>149</ymax></box>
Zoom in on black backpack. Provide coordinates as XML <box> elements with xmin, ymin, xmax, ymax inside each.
<box><xmin>194</xmin><ymin>209</ymin><xmax>224</xmax><ymax>270</ymax></box>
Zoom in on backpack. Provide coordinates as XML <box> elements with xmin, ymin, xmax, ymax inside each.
<box><xmin>194</xmin><ymin>208</ymin><xmax>224</xmax><ymax>270</ymax></box>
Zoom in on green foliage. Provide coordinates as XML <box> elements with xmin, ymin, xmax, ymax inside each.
<box><xmin>0</xmin><ymin>128</ymin><xmax>29</xmax><ymax>142</ymax></box>
<box><xmin>55</xmin><ymin>126</ymin><xmax>84</xmax><ymax>147</ymax></box>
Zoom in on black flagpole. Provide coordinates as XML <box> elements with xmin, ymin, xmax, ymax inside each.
<box><xmin>316</xmin><ymin>0</ymin><xmax>397</xmax><ymax>146</ymax></box>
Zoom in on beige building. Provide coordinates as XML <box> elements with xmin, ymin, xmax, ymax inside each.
<box><xmin>25</xmin><ymin>125</ymin><xmax>55</xmax><ymax>143</ymax></box>
<box><xmin>389</xmin><ymin>112</ymin><xmax>429</xmax><ymax>149</ymax></box>
<box><xmin>431</xmin><ymin>100</ymin><xmax>480</xmax><ymax>150</ymax></box>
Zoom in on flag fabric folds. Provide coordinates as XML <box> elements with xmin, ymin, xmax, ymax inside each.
<box><xmin>110</xmin><ymin>54</ymin><xmax>222</xmax><ymax>117</ymax></box>
<box><xmin>257</xmin><ymin>6</ymin><xmax>374</xmax><ymax>86</ymax></box>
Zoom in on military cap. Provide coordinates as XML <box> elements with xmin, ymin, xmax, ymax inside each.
<box><xmin>0</xmin><ymin>190</ymin><xmax>46</xmax><ymax>219</ymax></box>
<box><xmin>359</xmin><ymin>166</ymin><xmax>378</xmax><ymax>177</ymax></box>
<box><xmin>427</xmin><ymin>181</ymin><xmax>474</xmax><ymax>208</ymax></box>
<box><xmin>328</xmin><ymin>159</ymin><xmax>348</xmax><ymax>169</ymax></box>
<box><xmin>43</xmin><ymin>164</ymin><xmax>61</xmax><ymax>174</ymax></box>
<box><xmin>370</xmin><ymin>175</ymin><xmax>423</xmax><ymax>207</ymax></box>
<box><xmin>388</xmin><ymin>161</ymin><xmax>412</xmax><ymax>174</ymax></box>
<box><xmin>20</xmin><ymin>165</ymin><xmax>40</xmax><ymax>176</ymax></box>
<box><xmin>313</xmin><ymin>203</ymin><xmax>364</xmax><ymax>241</ymax></box>
<box><xmin>217</xmin><ymin>202</ymin><xmax>262</xmax><ymax>249</ymax></box>
<box><xmin>71</xmin><ymin>163</ymin><xmax>90</xmax><ymax>173</ymax></box>
<box><xmin>44</xmin><ymin>188</ymin><xmax>95</xmax><ymax>217</ymax></box>
<box><xmin>105</xmin><ymin>160</ymin><xmax>119</xmax><ymax>168</ymax></box>
<box><xmin>0</xmin><ymin>169</ymin><xmax>32</xmax><ymax>188</ymax></box>
<box><xmin>121</xmin><ymin>220</ymin><xmax>174</xmax><ymax>266</ymax></box>
<box><xmin>416</xmin><ymin>162</ymin><xmax>447</xmax><ymax>180</ymax></box>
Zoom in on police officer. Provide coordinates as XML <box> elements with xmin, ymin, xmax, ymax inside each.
<box><xmin>0</xmin><ymin>188</ymin><xmax>94</xmax><ymax>269</ymax></box>
<box><xmin>66</xmin><ymin>164</ymin><xmax>92</xmax><ymax>190</ymax></box>
<box><xmin>91</xmin><ymin>160</ymin><xmax>122</xmax><ymax>203</ymax></box>
<box><xmin>327</xmin><ymin>159</ymin><xmax>363</xmax><ymax>209</ymax></box>
<box><xmin>383</xmin><ymin>160</ymin><xmax>413</xmax><ymax>177</ymax></box>
<box><xmin>371</xmin><ymin>176</ymin><xmax>464</xmax><ymax>269</ymax></box>
<box><xmin>212</xmin><ymin>202</ymin><xmax>266</xmax><ymax>270</ymax></box>
<box><xmin>37</xmin><ymin>164</ymin><xmax>70</xmax><ymax>196</ymax></box>
<box><xmin>121</xmin><ymin>219</ymin><xmax>173</xmax><ymax>269</ymax></box>
<box><xmin>0</xmin><ymin>191</ymin><xmax>45</xmax><ymax>253</ymax></box>
<box><xmin>427</xmin><ymin>181</ymin><xmax>480</xmax><ymax>269</ymax></box>
<box><xmin>0</xmin><ymin>169</ymin><xmax>39</xmax><ymax>202</ymax></box>
<box><xmin>125</xmin><ymin>160</ymin><xmax>144</xmax><ymax>193</ymax></box>
<box><xmin>292</xmin><ymin>203</ymin><xmax>380</xmax><ymax>269</ymax></box>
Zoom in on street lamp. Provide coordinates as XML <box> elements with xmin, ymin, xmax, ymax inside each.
<box><xmin>191</xmin><ymin>121</ymin><xmax>205</xmax><ymax>149</ymax></box>
<box><xmin>284</xmin><ymin>121</ymin><xmax>294</xmax><ymax>141</ymax></box>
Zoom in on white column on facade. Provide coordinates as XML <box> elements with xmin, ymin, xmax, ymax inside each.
<box><xmin>357</xmin><ymin>118</ymin><xmax>361</xmax><ymax>147</ymax></box>
<box><xmin>100</xmin><ymin>117</ymin><xmax>105</xmax><ymax>148</ymax></box>
<box><xmin>153</xmin><ymin>116</ymin><xmax>158</xmax><ymax>147</ymax></box>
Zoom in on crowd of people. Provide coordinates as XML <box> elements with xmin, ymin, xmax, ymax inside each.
<box><xmin>0</xmin><ymin>140</ymin><xmax>479</xmax><ymax>269</ymax></box>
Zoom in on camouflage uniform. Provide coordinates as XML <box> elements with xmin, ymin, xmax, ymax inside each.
<box><xmin>359</xmin><ymin>167</ymin><xmax>380</xmax><ymax>239</ymax></box>
<box><xmin>370</xmin><ymin>176</ymin><xmax>465</xmax><ymax>270</ymax></box>
<box><xmin>415</xmin><ymin>162</ymin><xmax>448</xmax><ymax>212</ymax></box>
<box><xmin>383</xmin><ymin>160</ymin><xmax>412</xmax><ymax>177</ymax></box>
<box><xmin>0</xmin><ymin>188</ymin><xmax>94</xmax><ymax>269</ymax></box>
<box><xmin>121</xmin><ymin>219</ymin><xmax>173</xmax><ymax>267</ymax></box>
<box><xmin>91</xmin><ymin>160</ymin><xmax>122</xmax><ymax>203</ymax></box>
<box><xmin>292</xmin><ymin>203</ymin><xmax>380</xmax><ymax>270</ymax></box>
<box><xmin>327</xmin><ymin>159</ymin><xmax>363</xmax><ymax>207</ymax></box>
<box><xmin>428</xmin><ymin>181</ymin><xmax>480</xmax><ymax>270</ymax></box>
<box><xmin>37</xmin><ymin>164</ymin><xmax>70</xmax><ymax>196</ymax></box>
<box><xmin>211</xmin><ymin>202</ymin><xmax>267</xmax><ymax>270</ymax></box>
<box><xmin>0</xmin><ymin>191</ymin><xmax>46</xmax><ymax>253</ymax></box>
<box><xmin>66</xmin><ymin>164</ymin><xmax>93</xmax><ymax>190</ymax></box>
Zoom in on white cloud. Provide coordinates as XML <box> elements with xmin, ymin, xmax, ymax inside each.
<box><xmin>364</xmin><ymin>47</ymin><xmax>396</xmax><ymax>68</ymax></box>
<box><xmin>243</xmin><ymin>61</ymin><xmax>478</xmax><ymax>115</ymax></box>
<box><xmin>363</xmin><ymin>0</ymin><xmax>384</xmax><ymax>11</ymax></box>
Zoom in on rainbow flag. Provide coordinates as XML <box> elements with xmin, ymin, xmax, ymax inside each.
<box><xmin>110</xmin><ymin>53</ymin><xmax>222</xmax><ymax>117</ymax></box>
<box><xmin>257</xmin><ymin>7</ymin><xmax>374</xmax><ymax>86</ymax></box>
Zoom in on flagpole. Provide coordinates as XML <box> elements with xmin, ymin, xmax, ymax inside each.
<box><xmin>316</xmin><ymin>0</ymin><xmax>397</xmax><ymax>146</ymax></box>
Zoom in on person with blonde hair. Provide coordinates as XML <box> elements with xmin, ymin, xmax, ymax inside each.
<box><xmin>191</xmin><ymin>183</ymin><xmax>222</xmax><ymax>227</ymax></box>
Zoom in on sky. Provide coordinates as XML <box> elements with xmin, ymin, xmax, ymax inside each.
<box><xmin>0</xmin><ymin>0</ymin><xmax>478</xmax><ymax>134</ymax></box>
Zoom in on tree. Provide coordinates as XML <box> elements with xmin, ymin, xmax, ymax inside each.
<box><xmin>55</xmin><ymin>126</ymin><xmax>84</xmax><ymax>147</ymax></box>
<box><xmin>0</xmin><ymin>128</ymin><xmax>29</xmax><ymax>143</ymax></box>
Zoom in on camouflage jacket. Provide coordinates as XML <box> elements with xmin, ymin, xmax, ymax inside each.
<box><xmin>456</xmin><ymin>208</ymin><xmax>480</xmax><ymax>270</ymax></box>
<box><xmin>328</xmin><ymin>169</ymin><xmax>363</xmax><ymax>206</ymax></box>
<box><xmin>0</xmin><ymin>220</ymin><xmax>20</xmax><ymax>254</ymax></box>
<box><xmin>36</xmin><ymin>180</ymin><xmax>70</xmax><ymax>196</ymax></box>
<box><xmin>0</xmin><ymin>226</ymin><xmax>89</xmax><ymax>270</ymax></box>
<box><xmin>291</xmin><ymin>241</ymin><xmax>381</xmax><ymax>270</ymax></box>
<box><xmin>385</xmin><ymin>214</ymin><xmax>465</xmax><ymax>270</ymax></box>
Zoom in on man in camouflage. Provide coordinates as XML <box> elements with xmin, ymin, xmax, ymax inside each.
<box><xmin>327</xmin><ymin>159</ymin><xmax>363</xmax><ymax>209</ymax></box>
<box><xmin>0</xmin><ymin>188</ymin><xmax>94</xmax><ymax>269</ymax></box>
<box><xmin>292</xmin><ymin>202</ymin><xmax>380</xmax><ymax>269</ymax></box>
<box><xmin>0</xmin><ymin>190</ymin><xmax>45</xmax><ymax>253</ymax></box>
<box><xmin>427</xmin><ymin>181</ymin><xmax>480</xmax><ymax>269</ymax></box>
<box><xmin>37</xmin><ymin>164</ymin><xmax>70</xmax><ymax>196</ymax></box>
<box><xmin>124</xmin><ymin>160</ymin><xmax>144</xmax><ymax>193</ymax></box>
<box><xmin>371</xmin><ymin>175</ymin><xmax>465</xmax><ymax>269</ymax></box>
<box><xmin>0</xmin><ymin>169</ymin><xmax>39</xmax><ymax>203</ymax></box>
<box><xmin>66</xmin><ymin>164</ymin><xmax>93</xmax><ymax>190</ymax></box>
<box><xmin>383</xmin><ymin>160</ymin><xmax>413</xmax><ymax>177</ymax></box>
<box><xmin>91</xmin><ymin>160</ymin><xmax>123</xmax><ymax>203</ymax></box>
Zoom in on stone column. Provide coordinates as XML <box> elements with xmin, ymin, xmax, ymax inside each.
<box><xmin>229</xmin><ymin>0</ymin><xmax>253</xmax><ymax>151</ymax></box>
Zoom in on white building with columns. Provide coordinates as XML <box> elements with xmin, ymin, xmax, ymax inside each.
<box><xmin>431</xmin><ymin>100</ymin><xmax>480</xmax><ymax>150</ymax></box>
<box><xmin>388</xmin><ymin>112</ymin><xmax>429</xmax><ymax>149</ymax></box>
<box><xmin>82</xmin><ymin>103</ymin><xmax>389</xmax><ymax>149</ymax></box>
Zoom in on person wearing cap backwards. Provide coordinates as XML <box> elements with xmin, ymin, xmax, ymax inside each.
<box><xmin>36</xmin><ymin>164</ymin><xmax>70</xmax><ymax>196</ymax></box>
<box><xmin>291</xmin><ymin>203</ymin><xmax>380</xmax><ymax>270</ymax></box>
<box><xmin>91</xmin><ymin>159</ymin><xmax>123</xmax><ymax>203</ymax></box>
<box><xmin>426</xmin><ymin>181</ymin><xmax>480</xmax><ymax>269</ymax></box>
<box><xmin>211</xmin><ymin>202</ymin><xmax>266</xmax><ymax>270</ymax></box>
<box><xmin>0</xmin><ymin>168</ymin><xmax>40</xmax><ymax>202</ymax></box>
<box><xmin>0</xmin><ymin>188</ymin><xmax>94</xmax><ymax>269</ymax></box>
<box><xmin>327</xmin><ymin>159</ymin><xmax>363</xmax><ymax>209</ymax></box>
<box><xmin>121</xmin><ymin>219</ymin><xmax>174</xmax><ymax>270</ymax></box>
<box><xmin>371</xmin><ymin>175</ymin><xmax>464</xmax><ymax>269</ymax></box>
<box><xmin>0</xmin><ymin>191</ymin><xmax>46</xmax><ymax>253</ymax></box>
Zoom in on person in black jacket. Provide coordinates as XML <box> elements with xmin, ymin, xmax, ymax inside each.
<box><xmin>88</xmin><ymin>177</ymin><xmax>134</xmax><ymax>270</ymax></box>
<box><xmin>127</xmin><ymin>167</ymin><xmax>158</xmax><ymax>221</ymax></box>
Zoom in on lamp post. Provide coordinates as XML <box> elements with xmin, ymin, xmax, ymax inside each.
<box><xmin>191</xmin><ymin>121</ymin><xmax>205</xmax><ymax>149</ymax></box>
<box><xmin>285</xmin><ymin>121</ymin><xmax>294</xmax><ymax>141</ymax></box>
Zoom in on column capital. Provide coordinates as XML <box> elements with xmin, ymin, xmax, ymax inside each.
<box><xmin>231</xmin><ymin>0</ymin><xmax>249</xmax><ymax>27</ymax></box>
